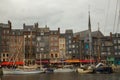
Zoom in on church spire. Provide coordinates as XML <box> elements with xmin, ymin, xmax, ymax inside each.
<box><xmin>88</xmin><ymin>11</ymin><xmax>91</xmax><ymax>32</ymax></box>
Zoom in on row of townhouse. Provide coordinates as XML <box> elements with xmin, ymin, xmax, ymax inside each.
<box><xmin>0</xmin><ymin>21</ymin><xmax>120</xmax><ymax>65</ymax></box>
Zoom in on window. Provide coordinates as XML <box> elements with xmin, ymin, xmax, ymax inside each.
<box><xmin>114</xmin><ymin>40</ymin><xmax>117</xmax><ymax>44</ymax></box>
<box><xmin>69</xmin><ymin>51</ymin><xmax>72</xmax><ymax>54</ymax></box>
<box><xmin>37</xmin><ymin>37</ymin><xmax>41</xmax><ymax>41</ymax></box>
<box><xmin>36</xmin><ymin>48</ymin><xmax>39</xmax><ymax>52</ymax></box>
<box><xmin>73</xmin><ymin>50</ymin><xmax>75</xmax><ymax>53</ymax></box>
<box><xmin>44</xmin><ymin>54</ymin><xmax>46</xmax><ymax>58</ymax></box>
<box><xmin>72</xmin><ymin>45</ymin><xmax>75</xmax><ymax>48</ymax></box>
<box><xmin>115</xmin><ymin>52</ymin><xmax>117</xmax><ymax>55</ymax></box>
<box><xmin>69</xmin><ymin>45</ymin><xmax>71</xmax><ymax>48</ymax></box>
<box><xmin>40</xmin><ymin>48</ymin><xmax>44</xmax><ymax>51</ymax></box>
<box><xmin>7</xmin><ymin>54</ymin><xmax>9</xmax><ymax>57</ymax></box>
<box><xmin>69</xmin><ymin>40</ymin><xmax>71</xmax><ymax>43</ymax></box>
<box><xmin>41</xmin><ymin>32</ymin><xmax>44</xmax><ymax>35</ymax></box>
<box><xmin>102</xmin><ymin>43</ymin><xmax>104</xmax><ymax>46</ymax></box>
<box><xmin>3</xmin><ymin>59</ymin><xmax>5</xmax><ymax>62</ymax></box>
<box><xmin>51</xmin><ymin>54</ymin><xmax>53</xmax><ymax>58</ymax></box>
<box><xmin>107</xmin><ymin>48</ymin><xmax>110</xmax><ymax>51</ymax></box>
<box><xmin>114</xmin><ymin>46</ymin><xmax>117</xmax><ymax>49</ymax></box>
<box><xmin>28</xmin><ymin>28</ymin><xmax>30</xmax><ymax>31</ymax></box>
<box><xmin>118</xmin><ymin>40</ymin><xmax>120</xmax><ymax>44</ymax></box>
<box><xmin>108</xmin><ymin>52</ymin><xmax>111</xmax><ymax>55</ymax></box>
<box><xmin>101</xmin><ymin>52</ymin><xmax>105</xmax><ymax>55</ymax></box>
<box><xmin>55</xmin><ymin>54</ymin><xmax>58</xmax><ymax>58</ymax></box>
<box><xmin>3</xmin><ymin>54</ymin><xmax>5</xmax><ymax>57</ymax></box>
<box><xmin>7</xmin><ymin>30</ymin><xmax>9</xmax><ymax>34</ymax></box>
<box><xmin>68</xmin><ymin>36</ymin><xmax>71</xmax><ymax>39</ymax></box>
<box><xmin>54</xmin><ymin>43</ymin><xmax>58</xmax><ymax>46</ymax></box>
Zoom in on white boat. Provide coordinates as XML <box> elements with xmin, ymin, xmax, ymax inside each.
<box><xmin>77</xmin><ymin>65</ymin><xmax>94</xmax><ymax>74</ymax></box>
<box><xmin>54</xmin><ymin>68</ymin><xmax>75</xmax><ymax>72</ymax></box>
<box><xmin>2</xmin><ymin>68</ymin><xmax>44</xmax><ymax>75</ymax></box>
<box><xmin>77</xmin><ymin>68</ymin><xmax>93</xmax><ymax>74</ymax></box>
<box><xmin>54</xmin><ymin>65</ymin><xmax>75</xmax><ymax>72</ymax></box>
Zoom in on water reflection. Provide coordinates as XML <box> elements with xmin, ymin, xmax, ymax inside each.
<box><xmin>1</xmin><ymin>72</ymin><xmax>120</xmax><ymax>80</ymax></box>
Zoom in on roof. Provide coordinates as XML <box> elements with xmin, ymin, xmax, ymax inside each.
<box><xmin>11</xmin><ymin>29</ymin><xmax>23</xmax><ymax>35</ymax></box>
<box><xmin>0</xmin><ymin>23</ymin><xmax>9</xmax><ymax>28</ymax></box>
<box><xmin>65</xmin><ymin>29</ymin><xmax>73</xmax><ymax>34</ymax></box>
<box><xmin>74</xmin><ymin>30</ymin><xmax>104</xmax><ymax>40</ymax></box>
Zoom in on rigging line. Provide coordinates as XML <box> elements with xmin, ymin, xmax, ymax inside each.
<box><xmin>113</xmin><ymin>0</ymin><xmax>119</xmax><ymax>33</ymax></box>
<box><xmin>116</xmin><ymin>10</ymin><xmax>120</xmax><ymax>33</ymax></box>
<box><xmin>104</xmin><ymin>0</ymin><xmax>111</xmax><ymax>35</ymax></box>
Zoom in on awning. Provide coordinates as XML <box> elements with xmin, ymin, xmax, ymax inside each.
<box><xmin>79</xmin><ymin>60</ymin><xmax>95</xmax><ymax>63</ymax></box>
<box><xmin>1</xmin><ymin>61</ymin><xmax>24</xmax><ymax>66</ymax></box>
<box><xmin>65</xmin><ymin>59</ymin><xmax>80</xmax><ymax>63</ymax></box>
<box><xmin>65</xmin><ymin>59</ymin><xmax>95</xmax><ymax>63</ymax></box>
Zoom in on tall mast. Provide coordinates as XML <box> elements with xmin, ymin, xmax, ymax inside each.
<box><xmin>97</xmin><ymin>22</ymin><xmax>101</xmax><ymax>62</ymax></box>
<box><xmin>30</xmin><ymin>31</ymin><xmax>32</xmax><ymax>62</ymax></box>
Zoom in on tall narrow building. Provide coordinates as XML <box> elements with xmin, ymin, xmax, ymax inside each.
<box><xmin>0</xmin><ymin>21</ymin><xmax>12</xmax><ymax>62</ymax></box>
<box><xmin>23</xmin><ymin>23</ymin><xmax>37</xmax><ymax>65</ymax></box>
<box><xmin>49</xmin><ymin>28</ymin><xmax>60</xmax><ymax>62</ymax></box>
<box><xmin>9</xmin><ymin>29</ymin><xmax>24</xmax><ymax>62</ymax></box>
<box><xmin>65</xmin><ymin>29</ymin><xmax>73</xmax><ymax>59</ymax></box>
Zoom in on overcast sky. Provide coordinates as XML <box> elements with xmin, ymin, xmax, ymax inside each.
<box><xmin>0</xmin><ymin>0</ymin><xmax>119</xmax><ymax>35</ymax></box>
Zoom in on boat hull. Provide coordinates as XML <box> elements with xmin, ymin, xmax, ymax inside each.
<box><xmin>77</xmin><ymin>68</ymin><xmax>94</xmax><ymax>74</ymax></box>
<box><xmin>54</xmin><ymin>68</ymin><xmax>75</xmax><ymax>72</ymax></box>
<box><xmin>95</xmin><ymin>66</ymin><xmax>113</xmax><ymax>74</ymax></box>
<box><xmin>3</xmin><ymin>69</ymin><xmax>44</xmax><ymax>75</ymax></box>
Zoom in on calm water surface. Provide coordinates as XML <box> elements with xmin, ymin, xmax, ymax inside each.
<box><xmin>1</xmin><ymin>72</ymin><xmax>120</xmax><ymax>80</ymax></box>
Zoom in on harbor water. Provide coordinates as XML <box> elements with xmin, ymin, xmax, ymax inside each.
<box><xmin>0</xmin><ymin>72</ymin><xmax>120</xmax><ymax>80</ymax></box>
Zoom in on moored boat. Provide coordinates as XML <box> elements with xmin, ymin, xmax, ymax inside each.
<box><xmin>2</xmin><ymin>68</ymin><xmax>44</xmax><ymax>75</ymax></box>
<box><xmin>94</xmin><ymin>63</ymin><xmax>113</xmax><ymax>74</ymax></box>
<box><xmin>54</xmin><ymin>68</ymin><xmax>75</xmax><ymax>72</ymax></box>
<box><xmin>54</xmin><ymin>65</ymin><xmax>75</xmax><ymax>72</ymax></box>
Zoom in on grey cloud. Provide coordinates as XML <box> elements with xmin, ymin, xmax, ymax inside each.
<box><xmin>0</xmin><ymin>0</ymin><xmax>119</xmax><ymax>35</ymax></box>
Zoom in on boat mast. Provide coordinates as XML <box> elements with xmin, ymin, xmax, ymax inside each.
<box><xmin>97</xmin><ymin>23</ymin><xmax>101</xmax><ymax>62</ymax></box>
<box><xmin>29</xmin><ymin>30</ymin><xmax>32</xmax><ymax>65</ymax></box>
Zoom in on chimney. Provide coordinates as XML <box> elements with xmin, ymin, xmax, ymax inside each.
<box><xmin>35</xmin><ymin>23</ymin><xmax>38</xmax><ymax>29</ymax></box>
<box><xmin>110</xmin><ymin>32</ymin><xmax>112</xmax><ymax>41</ymax></box>
<box><xmin>8</xmin><ymin>20</ymin><xmax>12</xmax><ymax>29</ymax></box>
<box><xmin>58</xmin><ymin>27</ymin><xmax>60</xmax><ymax>33</ymax></box>
<box><xmin>23</xmin><ymin>23</ymin><xmax>25</xmax><ymax>29</ymax></box>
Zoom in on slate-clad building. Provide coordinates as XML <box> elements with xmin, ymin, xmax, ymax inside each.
<box><xmin>0</xmin><ymin>21</ymin><xmax>12</xmax><ymax>62</ymax></box>
<box><xmin>65</xmin><ymin>30</ymin><xmax>73</xmax><ymax>59</ymax></box>
<box><xmin>49</xmin><ymin>28</ymin><xmax>60</xmax><ymax>61</ymax></box>
<box><xmin>36</xmin><ymin>25</ymin><xmax>50</xmax><ymax>62</ymax></box>
<box><xmin>23</xmin><ymin>23</ymin><xmax>38</xmax><ymax>65</ymax></box>
<box><xmin>112</xmin><ymin>33</ymin><xmax>120</xmax><ymax>64</ymax></box>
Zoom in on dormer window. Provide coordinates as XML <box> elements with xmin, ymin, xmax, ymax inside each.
<box><xmin>41</xmin><ymin>32</ymin><xmax>44</xmax><ymax>35</ymax></box>
<box><xmin>28</xmin><ymin>28</ymin><xmax>30</xmax><ymax>31</ymax></box>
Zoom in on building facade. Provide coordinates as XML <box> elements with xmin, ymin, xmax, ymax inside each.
<box><xmin>59</xmin><ymin>34</ymin><xmax>66</xmax><ymax>60</ymax></box>
<box><xmin>49</xmin><ymin>28</ymin><xmax>60</xmax><ymax>61</ymax></box>
<box><xmin>23</xmin><ymin>23</ymin><xmax>37</xmax><ymax>65</ymax></box>
<box><xmin>112</xmin><ymin>33</ymin><xmax>120</xmax><ymax>64</ymax></box>
<box><xmin>36</xmin><ymin>26</ymin><xmax>50</xmax><ymax>64</ymax></box>
<box><xmin>65</xmin><ymin>30</ymin><xmax>73</xmax><ymax>59</ymax></box>
<box><xmin>9</xmin><ymin>29</ymin><xmax>24</xmax><ymax>62</ymax></box>
<box><xmin>0</xmin><ymin>21</ymin><xmax>11</xmax><ymax>62</ymax></box>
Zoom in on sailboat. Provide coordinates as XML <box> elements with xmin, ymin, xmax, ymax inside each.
<box><xmin>54</xmin><ymin>50</ymin><xmax>75</xmax><ymax>72</ymax></box>
<box><xmin>2</xmin><ymin>31</ymin><xmax>44</xmax><ymax>75</ymax></box>
<box><xmin>54</xmin><ymin>65</ymin><xmax>75</xmax><ymax>72</ymax></box>
<box><xmin>77</xmin><ymin>11</ymin><xmax>95</xmax><ymax>74</ymax></box>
